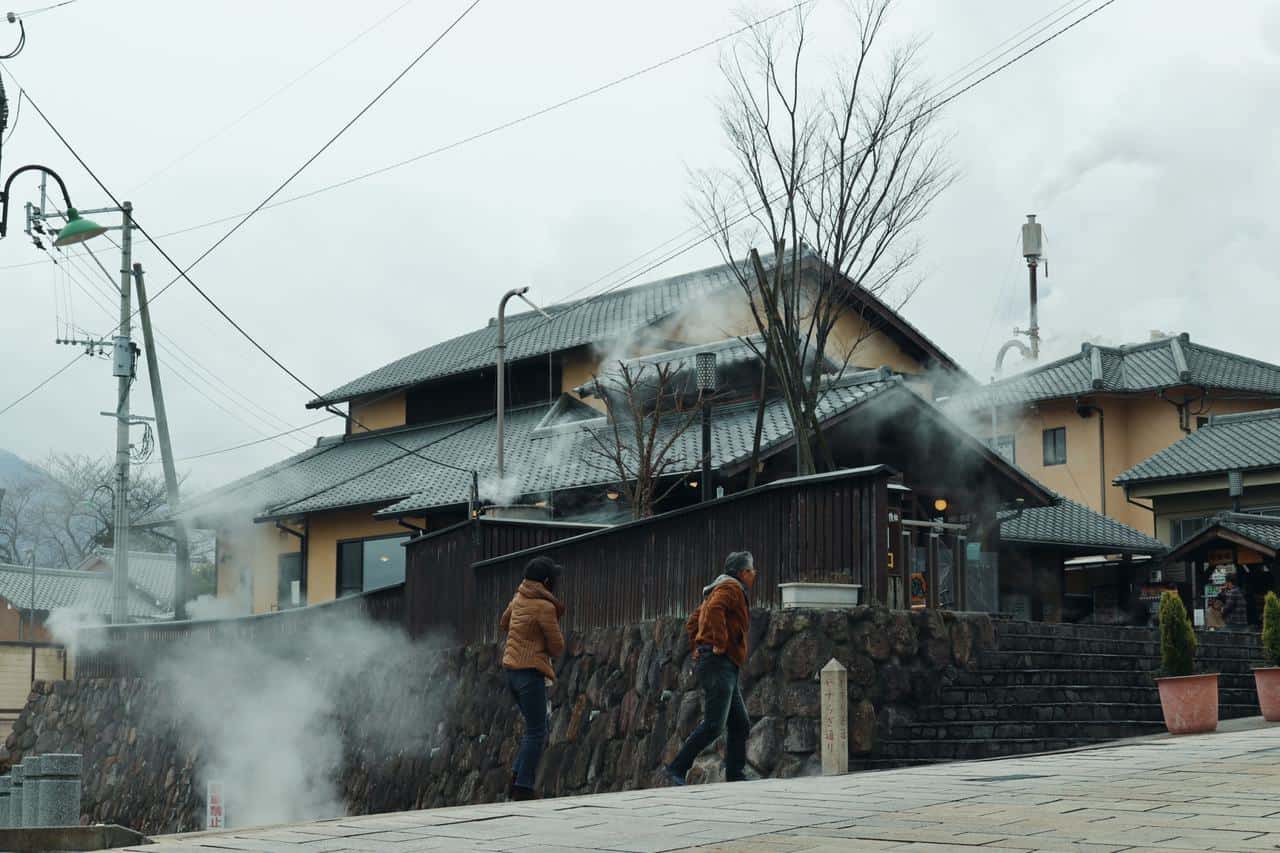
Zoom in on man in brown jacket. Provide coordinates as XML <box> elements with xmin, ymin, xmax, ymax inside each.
<box><xmin>665</xmin><ymin>551</ymin><xmax>756</xmax><ymax>785</ymax></box>
<box><xmin>500</xmin><ymin>556</ymin><xmax>566</xmax><ymax>800</ymax></box>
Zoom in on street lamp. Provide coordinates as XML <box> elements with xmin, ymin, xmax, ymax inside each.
<box><xmin>0</xmin><ymin>164</ymin><xmax>104</xmax><ymax>246</ymax></box>
<box><xmin>696</xmin><ymin>352</ymin><xmax>717</xmax><ymax>503</ymax></box>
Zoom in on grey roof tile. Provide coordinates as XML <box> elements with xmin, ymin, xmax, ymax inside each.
<box><xmin>1000</xmin><ymin>496</ymin><xmax>1167</xmax><ymax>554</ymax></box>
<box><xmin>1115</xmin><ymin>407</ymin><xmax>1280</xmax><ymax>485</ymax></box>
<box><xmin>309</xmin><ymin>261</ymin><xmax>740</xmax><ymax>407</ymax></box>
<box><xmin>949</xmin><ymin>334</ymin><xmax>1280</xmax><ymax>411</ymax></box>
<box><xmin>82</xmin><ymin>549</ymin><xmax>175</xmax><ymax>609</ymax></box>
<box><xmin>0</xmin><ymin>564</ymin><xmax>165</xmax><ymax>618</ymax></box>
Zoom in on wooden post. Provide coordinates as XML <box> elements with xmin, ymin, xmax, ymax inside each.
<box><xmin>821</xmin><ymin>658</ymin><xmax>848</xmax><ymax>775</ymax></box>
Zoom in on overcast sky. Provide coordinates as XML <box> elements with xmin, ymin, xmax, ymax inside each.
<box><xmin>0</xmin><ymin>0</ymin><xmax>1276</xmax><ymax>491</ymax></box>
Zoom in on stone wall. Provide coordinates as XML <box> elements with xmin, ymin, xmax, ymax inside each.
<box><xmin>1</xmin><ymin>606</ymin><xmax>989</xmax><ymax>834</ymax></box>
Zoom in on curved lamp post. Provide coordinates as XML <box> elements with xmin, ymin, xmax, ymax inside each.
<box><xmin>0</xmin><ymin>164</ymin><xmax>105</xmax><ymax>246</ymax></box>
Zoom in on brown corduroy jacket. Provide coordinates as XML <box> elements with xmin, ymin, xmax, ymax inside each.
<box><xmin>684</xmin><ymin>575</ymin><xmax>750</xmax><ymax>668</ymax></box>
<box><xmin>500</xmin><ymin>579</ymin><xmax>566</xmax><ymax>681</ymax></box>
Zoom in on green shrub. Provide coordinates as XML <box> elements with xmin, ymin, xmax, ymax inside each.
<box><xmin>1159</xmin><ymin>590</ymin><xmax>1196</xmax><ymax>677</ymax></box>
<box><xmin>1262</xmin><ymin>591</ymin><xmax>1280</xmax><ymax>666</ymax></box>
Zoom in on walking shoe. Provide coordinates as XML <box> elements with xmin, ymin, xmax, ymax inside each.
<box><xmin>511</xmin><ymin>785</ymin><xmax>540</xmax><ymax>801</ymax></box>
<box><xmin>664</xmin><ymin>766</ymin><xmax>687</xmax><ymax>786</ymax></box>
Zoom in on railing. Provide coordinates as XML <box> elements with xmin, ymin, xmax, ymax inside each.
<box><xmin>469</xmin><ymin>466</ymin><xmax>892</xmax><ymax>643</ymax></box>
<box><xmin>405</xmin><ymin>517</ymin><xmax>601</xmax><ymax>642</ymax></box>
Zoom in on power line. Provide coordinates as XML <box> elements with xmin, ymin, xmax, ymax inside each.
<box><xmin>0</xmin><ymin>351</ymin><xmax>81</xmax><ymax>416</ymax></box>
<box><xmin>498</xmin><ymin>0</ymin><xmax>1122</xmax><ymax>355</ymax></box>
<box><xmin>148</xmin><ymin>416</ymin><xmax>340</xmax><ymax>464</ymax></box>
<box><xmin>9</xmin><ymin>0</ymin><xmax>80</xmax><ymax>19</ymax></box>
<box><xmin>146</xmin><ymin>0</ymin><xmax>817</xmax><ymax>242</ymax></box>
<box><xmin>130</xmin><ymin>0</ymin><xmax>420</xmax><ymax>192</ymax></box>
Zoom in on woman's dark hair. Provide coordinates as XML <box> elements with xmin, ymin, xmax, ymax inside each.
<box><xmin>524</xmin><ymin>556</ymin><xmax>563</xmax><ymax>585</ymax></box>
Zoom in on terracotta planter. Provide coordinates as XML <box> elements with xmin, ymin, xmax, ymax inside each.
<box><xmin>1156</xmin><ymin>673</ymin><xmax>1219</xmax><ymax>735</ymax></box>
<box><xmin>1254</xmin><ymin>667</ymin><xmax>1280</xmax><ymax>722</ymax></box>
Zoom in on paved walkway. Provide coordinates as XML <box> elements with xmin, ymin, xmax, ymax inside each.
<box><xmin>131</xmin><ymin>720</ymin><xmax>1280</xmax><ymax>852</ymax></box>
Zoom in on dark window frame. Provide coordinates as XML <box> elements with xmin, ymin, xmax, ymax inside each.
<box><xmin>335</xmin><ymin>533</ymin><xmax>410</xmax><ymax>597</ymax></box>
<box><xmin>1042</xmin><ymin>427</ymin><xmax>1067</xmax><ymax>466</ymax></box>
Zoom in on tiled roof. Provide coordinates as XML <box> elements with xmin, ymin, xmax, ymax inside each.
<box><xmin>1115</xmin><ymin>408</ymin><xmax>1280</xmax><ymax>485</ymax></box>
<box><xmin>575</xmin><ymin>334</ymin><xmax>769</xmax><ymax>397</ymax></box>
<box><xmin>80</xmin><ymin>549</ymin><xmax>175</xmax><ymax>609</ymax></box>
<box><xmin>0</xmin><ymin>564</ymin><xmax>165</xmax><ymax>618</ymax></box>
<box><xmin>310</xmin><ymin>253</ymin><xmax>966</xmax><ymax>408</ymax></box>
<box><xmin>1166</xmin><ymin>512</ymin><xmax>1280</xmax><ymax>560</ymax></box>
<box><xmin>1000</xmin><ymin>496</ymin><xmax>1167</xmax><ymax>554</ymax></box>
<box><xmin>279</xmin><ymin>372</ymin><xmax>905</xmax><ymax>520</ymax></box>
<box><xmin>309</xmin><ymin>261</ymin><xmax>741</xmax><ymax>407</ymax></box>
<box><xmin>948</xmin><ymin>334</ymin><xmax>1280</xmax><ymax>411</ymax></box>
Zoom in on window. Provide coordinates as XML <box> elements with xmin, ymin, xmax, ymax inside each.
<box><xmin>337</xmin><ymin>535</ymin><xmax>409</xmax><ymax>596</ymax></box>
<box><xmin>1042</xmin><ymin>427</ymin><xmax>1067</xmax><ymax>466</ymax></box>
<box><xmin>1196</xmin><ymin>416</ymin><xmax>1210</xmax><ymax>430</ymax></box>
<box><xmin>277</xmin><ymin>553</ymin><xmax>305</xmax><ymax>609</ymax></box>
<box><xmin>1171</xmin><ymin>517</ymin><xmax>1210</xmax><ymax>546</ymax></box>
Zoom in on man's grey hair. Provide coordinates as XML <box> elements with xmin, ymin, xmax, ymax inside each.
<box><xmin>724</xmin><ymin>550</ymin><xmax>754</xmax><ymax>577</ymax></box>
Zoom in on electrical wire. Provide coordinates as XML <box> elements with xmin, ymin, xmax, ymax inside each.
<box><xmin>130</xmin><ymin>0</ymin><xmax>421</xmax><ymax>192</ymax></box>
<box><xmin>9</xmin><ymin>0</ymin><xmax>79</xmax><ymax>19</ymax></box>
<box><xmin>497</xmin><ymin>0</ymin><xmax>1123</xmax><ymax>355</ymax></box>
<box><xmin>150</xmin><ymin>0</ymin><xmax>817</xmax><ymax>242</ymax></box>
<box><xmin>143</xmin><ymin>416</ymin><xmax>339</xmax><ymax>464</ymax></box>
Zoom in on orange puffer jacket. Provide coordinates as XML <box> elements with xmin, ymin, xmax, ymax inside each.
<box><xmin>500</xmin><ymin>579</ymin><xmax>566</xmax><ymax>681</ymax></box>
<box><xmin>684</xmin><ymin>574</ymin><xmax>750</xmax><ymax>668</ymax></box>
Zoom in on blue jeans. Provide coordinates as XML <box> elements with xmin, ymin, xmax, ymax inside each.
<box><xmin>506</xmin><ymin>668</ymin><xmax>548</xmax><ymax>789</ymax></box>
<box><xmin>669</xmin><ymin>654</ymin><xmax>749</xmax><ymax>781</ymax></box>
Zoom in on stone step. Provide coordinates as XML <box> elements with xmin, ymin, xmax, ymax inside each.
<box><xmin>897</xmin><ymin>720</ymin><xmax>1166</xmax><ymax>742</ymax></box>
<box><xmin>911</xmin><ymin>702</ymin><xmax>1261</xmax><ymax>724</ymax></box>
<box><xmin>939</xmin><ymin>685</ymin><xmax>1259</xmax><ymax>707</ymax></box>
<box><xmin>950</xmin><ymin>668</ymin><xmax>1260</xmax><ymax>689</ymax></box>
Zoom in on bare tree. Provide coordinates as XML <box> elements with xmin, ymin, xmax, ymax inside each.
<box><xmin>585</xmin><ymin>362</ymin><xmax>704</xmax><ymax>519</ymax></box>
<box><xmin>0</xmin><ymin>479</ymin><xmax>44</xmax><ymax>565</ymax></box>
<box><xmin>694</xmin><ymin>0</ymin><xmax>952</xmax><ymax>476</ymax></box>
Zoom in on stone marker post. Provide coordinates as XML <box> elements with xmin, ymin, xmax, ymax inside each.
<box><xmin>0</xmin><ymin>774</ymin><xmax>10</xmax><ymax>827</ymax></box>
<box><xmin>820</xmin><ymin>658</ymin><xmax>849</xmax><ymax>775</ymax></box>
<box><xmin>37</xmin><ymin>754</ymin><xmax>82</xmax><ymax>827</ymax></box>
<box><xmin>10</xmin><ymin>763</ymin><xmax>23</xmax><ymax>828</ymax></box>
<box><xmin>22</xmin><ymin>755</ymin><xmax>40</xmax><ymax>827</ymax></box>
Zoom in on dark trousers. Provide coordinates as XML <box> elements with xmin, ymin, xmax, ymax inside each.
<box><xmin>506</xmin><ymin>668</ymin><xmax>548</xmax><ymax>790</ymax></box>
<box><xmin>669</xmin><ymin>654</ymin><xmax>749</xmax><ymax>781</ymax></box>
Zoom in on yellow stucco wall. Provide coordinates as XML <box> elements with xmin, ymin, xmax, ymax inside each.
<box><xmin>216</xmin><ymin>522</ymin><xmax>301</xmax><ymax>614</ymax></box>
<box><xmin>349</xmin><ymin>392</ymin><xmax>407</xmax><ymax>433</ymax></box>
<box><xmin>304</xmin><ymin>507</ymin><xmax>408</xmax><ymax>606</ymax></box>
<box><xmin>979</xmin><ymin>394</ymin><xmax>1280</xmax><ymax>534</ymax></box>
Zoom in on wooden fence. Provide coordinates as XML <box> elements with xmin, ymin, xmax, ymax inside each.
<box><xmin>470</xmin><ymin>466</ymin><xmax>892</xmax><ymax>643</ymax></box>
<box><xmin>75</xmin><ymin>584</ymin><xmax>405</xmax><ymax>679</ymax></box>
<box><xmin>73</xmin><ymin>468</ymin><xmax>890</xmax><ymax>674</ymax></box>
<box><xmin>405</xmin><ymin>517</ymin><xmax>602</xmax><ymax>641</ymax></box>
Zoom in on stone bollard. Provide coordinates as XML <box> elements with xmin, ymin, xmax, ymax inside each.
<box><xmin>0</xmin><ymin>775</ymin><xmax>10</xmax><ymax>827</ymax></box>
<box><xmin>37</xmin><ymin>754</ymin><xmax>82</xmax><ymax>827</ymax></box>
<box><xmin>22</xmin><ymin>755</ymin><xmax>40</xmax><ymax>828</ymax></box>
<box><xmin>820</xmin><ymin>658</ymin><xmax>849</xmax><ymax>775</ymax></box>
<box><xmin>10</xmin><ymin>763</ymin><xmax>23</xmax><ymax>827</ymax></box>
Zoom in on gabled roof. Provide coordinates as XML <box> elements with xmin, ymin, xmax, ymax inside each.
<box><xmin>1000</xmin><ymin>496</ymin><xmax>1167</xmax><ymax>555</ymax></box>
<box><xmin>0</xmin><ymin>564</ymin><xmax>165</xmax><ymax>619</ymax></box>
<box><xmin>948</xmin><ymin>333</ymin><xmax>1280</xmax><ymax>411</ymax></box>
<box><xmin>308</xmin><ymin>253</ymin><xmax>966</xmax><ymax>408</ymax></box>
<box><xmin>1115</xmin><ymin>408</ymin><xmax>1280</xmax><ymax>486</ymax></box>
<box><xmin>1165</xmin><ymin>512</ymin><xmax>1280</xmax><ymax>562</ymax></box>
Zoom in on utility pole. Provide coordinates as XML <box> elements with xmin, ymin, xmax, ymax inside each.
<box><xmin>133</xmin><ymin>263</ymin><xmax>191</xmax><ymax>620</ymax></box>
<box><xmin>1021</xmin><ymin>214</ymin><xmax>1043</xmax><ymax>360</ymax></box>
<box><xmin>109</xmin><ymin>201</ymin><xmax>134</xmax><ymax>624</ymax></box>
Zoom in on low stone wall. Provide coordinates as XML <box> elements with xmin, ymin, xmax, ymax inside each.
<box><xmin>1</xmin><ymin>607</ymin><xmax>988</xmax><ymax>834</ymax></box>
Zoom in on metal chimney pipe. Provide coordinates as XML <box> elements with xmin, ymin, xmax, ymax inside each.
<box><xmin>496</xmin><ymin>287</ymin><xmax>530</xmax><ymax>484</ymax></box>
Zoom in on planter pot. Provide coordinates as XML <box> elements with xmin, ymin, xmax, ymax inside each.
<box><xmin>1254</xmin><ymin>667</ymin><xmax>1280</xmax><ymax>722</ymax></box>
<box><xmin>1156</xmin><ymin>673</ymin><xmax>1219</xmax><ymax>735</ymax></box>
<box><xmin>779</xmin><ymin>582</ymin><xmax>861</xmax><ymax>610</ymax></box>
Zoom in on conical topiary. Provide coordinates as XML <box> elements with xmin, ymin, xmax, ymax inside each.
<box><xmin>1159</xmin><ymin>590</ymin><xmax>1196</xmax><ymax>678</ymax></box>
<box><xmin>1262</xmin><ymin>591</ymin><xmax>1280</xmax><ymax>667</ymax></box>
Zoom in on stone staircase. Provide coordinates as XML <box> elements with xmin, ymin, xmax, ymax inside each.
<box><xmin>874</xmin><ymin>620</ymin><xmax>1263</xmax><ymax>766</ymax></box>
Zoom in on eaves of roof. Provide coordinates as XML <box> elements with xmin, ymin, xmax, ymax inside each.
<box><xmin>1115</xmin><ymin>407</ymin><xmax>1280</xmax><ymax>486</ymax></box>
<box><xmin>1000</xmin><ymin>496</ymin><xmax>1167</xmax><ymax>555</ymax></box>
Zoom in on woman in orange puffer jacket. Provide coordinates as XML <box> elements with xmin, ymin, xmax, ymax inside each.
<box><xmin>499</xmin><ymin>556</ymin><xmax>566</xmax><ymax>800</ymax></box>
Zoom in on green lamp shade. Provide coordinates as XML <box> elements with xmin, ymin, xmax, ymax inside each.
<box><xmin>53</xmin><ymin>208</ymin><xmax>107</xmax><ymax>247</ymax></box>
